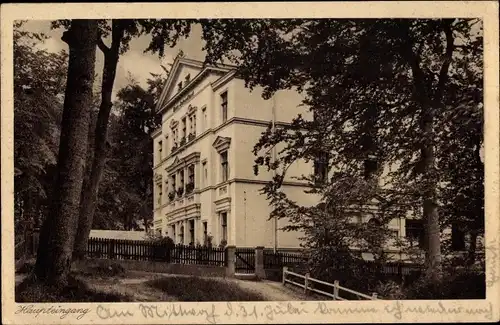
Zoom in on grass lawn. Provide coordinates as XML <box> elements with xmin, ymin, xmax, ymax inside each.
<box><xmin>16</xmin><ymin>274</ymin><xmax>134</xmax><ymax>302</ymax></box>
<box><xmin>16</xmin><ymin>261</ymin><xmax>266</xmax><ymax>302</ymax></box>
<box><xmin>145</xmin><ymin>276</ymin><xmax>266</xmax><ymax>301</ymax></box>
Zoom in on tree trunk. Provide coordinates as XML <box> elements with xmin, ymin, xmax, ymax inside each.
<box><xmin>399</xmin><ymin>19</ymin><xmax>455</xmax><ymax>283</ymax></box>
<box><xmin>466</xmin><ymin>230</ymin><xmax>478</xmax><ymax>266</ymax></box>
<box><xmin>73</xmin><ymin>21</ymin><xmax>124</xmax><ymax>260</ymax></box>
<box><xmin>421</xmin><ymin>126</ymin><xmax>442</xmax><ymax>282</ymax></box>
<box><xmin>34</xmin><ymin>20</ymin><xmax>98</xmax><ymax>286</ymax></box>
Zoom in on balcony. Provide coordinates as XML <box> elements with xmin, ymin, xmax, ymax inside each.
<box><xmin>166</xmin><ymin>187</ymin><xmax>201</xmax><ymax>219</ymax></box>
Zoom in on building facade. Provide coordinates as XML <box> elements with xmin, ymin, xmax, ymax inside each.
<box><xmin>151</xmin><ymin>57</ymin><xmax>472</xmax><ymax>256</ymax></box>
<box><xmin>151</xmin><ymin>57</ymin><xmax>318</xmax><ymax>249</ymax></box>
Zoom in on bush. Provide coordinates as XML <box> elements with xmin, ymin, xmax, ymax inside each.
<box><xmin>404</xmin><ymin>269</ymin><xmax>485</xmax><ymax>299</ymax></box>
<box><xmin>374</xmin><ymin>280</ymin><xmax>406</xmax><ymax>300</ymax></box>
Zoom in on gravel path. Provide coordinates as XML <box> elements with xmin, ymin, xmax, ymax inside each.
<box><xmin>118</xmin><ymin>273</ymin><xmax>306</xmax><ymax>301</ymax></box>
<box><xmin>16</xmin><ymin>269</ymin><xmax>307</xmax><ymax>302</ymax></box>
<box><xmin>227</xmin><ymin>279</ymin><xmax>306</xmax><ymax>301</ymax></box>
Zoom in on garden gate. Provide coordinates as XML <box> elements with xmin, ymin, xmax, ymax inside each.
<box><xmin>235</xmin><ymin>247</ymin><xmax>255</xmax><ymax>274</ymax></box>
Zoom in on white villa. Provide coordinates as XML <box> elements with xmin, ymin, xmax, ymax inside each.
<box><xmin>151</xmin><ymin>57</ymin><xmax>471</xmax><ymax>255</ymax></box>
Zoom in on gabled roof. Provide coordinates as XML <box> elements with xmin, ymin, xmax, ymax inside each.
<box><xmin>155</xmin><ymin>57</ymin><xmax>237</xmax><ymax>114</ymax></box>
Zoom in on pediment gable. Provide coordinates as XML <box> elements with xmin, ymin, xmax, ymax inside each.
<box><xmin>166</xmin><ymin>152</ymin><xmax>201</xmax><ymax>173</ymax></box>
<box><xmin>164</xmin><ymin>63</ymin><xmax>203</xmax><ymax>103</ymax></box>
<box><xmin>167</xmin><ymin>156</ymin><xmax>181</xmax><ymax>171</ymax></box>
<box><xmin>212</xmin><ymin>136</ymin><xmax>231</xmax><ymax>153</ymax></box>
<box><xmin>156</xmin><ymin>57</ymin><xmax>236</xmax><ymax>114</ymax></box>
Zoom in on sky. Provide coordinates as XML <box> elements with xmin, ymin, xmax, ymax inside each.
<box><xmin>22</xmin><ymin>20</ymin><xmax>207</xmax><ymax>100</ymax></box>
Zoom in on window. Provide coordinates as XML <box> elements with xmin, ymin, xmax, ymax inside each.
<box><xmin>364</xmin><ymin>155</ymin><xmax>379</xmax><ymax>180</ymax></box>
<box><xmin>157</xmin><ymin>184</ymin><xmax>162</xmax><ymax>206</ymax></box>
<box><xmin>405</xmin><ymin>219</ymin><xmax>425</xmax><ymax>248</ymax></box>
<box><xmin>451</xmin><ymin>223</ymin><xmax>466</xmax><ymax>251</ymax></box>
<box><xmin>314</xmin><ymin>151</ymin><xmax>329</xmax><ymax>184</ymax></box>
<box><xmin>366</xmin><ymin>218</ymin><xmax>382</xmax><ymax>247</ymax></box>
<box><xmin>164</xmin><ymin>135</ymin><xmax>169</xmax><ymax>154</ymax></box>
<box><xmin>186</xmin><ymin>165</ymin><xmax>195</xmax><ymax>194</ymax></box>
<box><xmin>182</xmin><ymin>118</ymin><xmax>187</xmax><ymax>139</ymax></box>
<box><xmin>220</xmin><ymin>151</ymin><xmax>228</xmax><ymax>182</ymax></box>
<box><xmin>179</xmin><ymin>169</ymin><xmax>185</xmax><ymax>192</ymax></box>
<box><xmin>171</xmin><ymin>225</ymin><xmax>176</xmax><ymax>240</ymax></box>
<box><xmin>158</xmin><ymin>141</ymin><xmax>163</xmax><ymax>160</ymax></box>
<box><xmin>203</xmin><ymin>221</ymin><xmax>208</xmax><ymax>244</ymax></box>
<box><xmin>188</xmin><ymin>165</ymin><xmax>195</xmax><ymax>184</ymax></box>
<box><xmin>202</xmin><ymin>107</ymin><xmax>207</xmax><ymax>131</ymax></box>
<box><xmin>221</xmin><ymin>212</ymin><xmax>228</xmax><ymax>241</ymax></box>
<box><xmin>185</xmin><ymin>74</ymin><xmax>191</xmax><ymax>83</ymax></box>
<box><xmin>202</xmin><ymin>161</ymin><xmax>207</xmax><ymax>187</ymax></box>
<box><xmin>156</xmin><ymin>228</ymin><xmax>162</xmax><ymax>237</ymax></box>
<box><xmin>189</xmin><ymin>219</ymin><xmax>195</xmax><ymax>245</ymax></box>
<box><xmin>221</xmin><ymin>91</ymin><xmax>228</xmax><ymax>122</ymax></box>
<box><xmin>178</xmin><ymin>81</ymin><xmax>183</xmax><ymax>92</ymax></box>
<box><xmin>192</xmin><ymin>114</ymin><xmax>197</xmax><ymax>135</ymax></box>
<box><xmin>172</xmin><ymin>129</ymin><xmax>178</xmax><ymax>147</ymax></box>
<box><xmin>170</xmin><ymin>174</ymin><xmax>176</xmax><ymax>199</ymax></box>
<box><xmin>180</xmin><ymin>226</ymin><xmax>184</xmax><ymax>244</ymax></box>
<box><xmin>189</xmin><ymin>115</ymin><xmax>193</xmax><ymax>134</ymax></box>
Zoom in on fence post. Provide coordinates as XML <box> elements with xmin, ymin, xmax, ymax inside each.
<box><xmin>255</xmin><ymin>246</ymin><xmax>266</xmax><ymax>279</ymax></box>
<box><xmin>333</xmin><ymin>280</ymin><xmax>340</xmax><ymax>300</ymax></box>
<box><xmin>225</xmin><ymin>245</ymin><xmax>236</xmax><ymax>277</ymax></box>
<box><xmin>282</xmin><ymin>266</ymin><xmax>288</xmax><ymax>285</ymax></box>
<box><xmin>371</xmin><ymin>293</ymin><xmax>378</xmax><ymax>300</ymax></box>
<box><xmin>108</xmin><ymin>239</ymin><xmax>115</xmax><ymax>259</ymax></box>
<box><xmin>304</xmin><ymin>272</ymin><xmax>310</xmax><ymax>295</ymax></box>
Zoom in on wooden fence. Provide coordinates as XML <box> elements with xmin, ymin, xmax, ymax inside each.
<box><xmin>263</xmin><ymin>249</ymin><xmax>307</xmax><ymax>269</ymax></box>
<box><xmin>86</xmin><ymin>238</ymin><xmax>226</xmax><ymax>267</ymax></box>
<box><xmin>282</xmin><ymin>267</ymin><xmax>380</xmax><ymax>300</ymax></box>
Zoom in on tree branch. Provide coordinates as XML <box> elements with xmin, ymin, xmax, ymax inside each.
<box><xmin>97</xmin><ymin>38</ymin><xmax>110</xmax><ymax>54</ymax></box>
<box><xmin>435</xmin><ymin>19</ymin><xmax>455</xmax><ymax>101</ymax></box>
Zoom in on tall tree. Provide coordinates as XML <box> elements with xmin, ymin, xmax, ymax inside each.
<box><xmin>199</xmin><ymin>18</ymin><xmax>483</xmax><ymax>284</ymax></box>
<box><xmin>48</xmin><ymin>19</ymin><xmax>192</xmax><ymax>259</ymax></box>
<box><xmin>34</xmin><ymin>20</ymin><xmax>99</xmax><ymax>286</ymax></box>
<box><xmin>71</xmin><ymin>19</ymin><xmax>128</xmax><ymax>259</ymax></box>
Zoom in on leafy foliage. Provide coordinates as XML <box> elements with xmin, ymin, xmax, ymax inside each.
<box><xmin>91</xmin><ymin>73</ymin><xmax>165</xmax><ymax>231</ymax></box>
<box><xmin>14</xmin><ymin>21</ymin><xmax>68</xmax><ymax>234</ymax></box>
<box><xmin>199</xmin><ymin>18</ymin><xmax>484</xmax><ymax>285</ymax></box>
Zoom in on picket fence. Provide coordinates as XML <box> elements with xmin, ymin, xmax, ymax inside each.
<box><xmin>86</xmin><ymin>237</ymin><xmax>226</xmax><ymax>266</ymax></box>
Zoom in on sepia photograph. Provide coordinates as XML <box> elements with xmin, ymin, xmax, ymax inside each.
<box><xmin>2</xmin><ymin>2</ymin><xmax>499</xmax><ymax>324</ymax></box>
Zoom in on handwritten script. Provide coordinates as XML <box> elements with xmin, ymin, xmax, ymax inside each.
<box><xmin>15</xmin><ymin>304</ymin><xmax>91</xmax><ymax>320</ymax></box>
<box><xmin>92</xmin><ymin>301</ymin><xmax>495</xmax><ymax>324</ymax></box>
